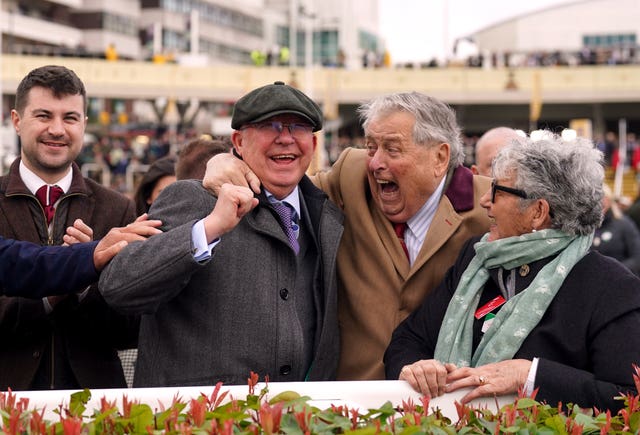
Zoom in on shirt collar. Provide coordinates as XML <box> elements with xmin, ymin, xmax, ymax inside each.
<box><xmin>265</xmin><ymin>186</ymin><xmax>301</xmax><ymax>219</ymax></box>
<box><xmin>19</xmin><ymin>160</ymin><xmax>73</xmax><ymax>194</ymax></box>
<box><xmin>406</xmin><ymin>176</ymin><xmax>446</xmax><ymax>243</ymax></box>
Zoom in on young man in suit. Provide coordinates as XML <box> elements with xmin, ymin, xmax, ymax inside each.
<box><xmin>0</xmin><ymin>65</ymin><xmax>139</xmax><ymax>390</ymax></box>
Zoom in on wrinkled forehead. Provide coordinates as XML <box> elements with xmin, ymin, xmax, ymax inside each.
<box><xmin>364</xmin><ymin>110</ymin><xmax>416</xmax><ymax>138</ymax></box>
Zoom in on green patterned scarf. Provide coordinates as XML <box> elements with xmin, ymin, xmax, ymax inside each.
<box><xmin>434</xmin><ymin>229</ymin><xmax>593</xmax><ymax>367</ymax></box>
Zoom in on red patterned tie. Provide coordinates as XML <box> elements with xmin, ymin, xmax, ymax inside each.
<box><xmin>36</xmin><ymin>185</ymin><xmax>64</xmax><ymax>224</ymax></box>
<box><xmin>394</xmin><ymin>222</ymin><xmax>410</xmax><ymax>260</ymax></box>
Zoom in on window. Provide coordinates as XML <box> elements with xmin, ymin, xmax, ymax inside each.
<box><xmin>161</xmin><ymin>0</ymin><xmax>262</xmax><ymax>37</ymax></box>
<box><xmin>583</xmin><ymin>33</ymin><xmax>637</xmax><ymax>48</ymax></box>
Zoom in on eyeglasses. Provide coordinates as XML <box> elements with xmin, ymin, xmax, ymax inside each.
<box><xmin>491</xmin><ymin>179</ymin><xmax>528</xmax><ymax>203</ymax></box>
<box><xmin>242</xmin><ymin>121</ymin><xmax>314</xmax><ymax>139</ymax></box>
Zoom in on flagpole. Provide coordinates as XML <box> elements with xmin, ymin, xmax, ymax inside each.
<box><xmin>614</xmin><ymin>119</ymin><xmax>627</xmax><ymax>198</ymax></box>
<box><xmin>529</xmin><ymin>71</ymin><xmax>542</xmax><ymax>132</ymax></box>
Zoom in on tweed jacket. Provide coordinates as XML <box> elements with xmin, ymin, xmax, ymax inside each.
<box><xmin>0</xmin><ymin>238</ymin><xmax>98</xmax><ymax>298</ymax></box>
<box><xmin>99</xmin><ymin>177</ymin><xmax>344</xmax><ymax>387</ymax></box>
<box><xmin>0</xmin><ymin>158</ymin><xmax>137</xmax><ymax>390</ymax></box>
<box><xmin>313</xmin><ymin>147</ymin><xmax>492</xmax><ymax>380</ymax></box>
<box><xmin>385</xmin><ymin>237</ymin><xmax>640</xmax><ymax>412</ymax></box>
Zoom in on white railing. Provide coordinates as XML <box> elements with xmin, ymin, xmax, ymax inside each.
<box><xmin>9</xmin><ymin>380</ymin><xmax>515</xmax><ymax>422</ymax></box>
<box><xmin>80</xmin><ymin>163</ymin><xmax>111</xmax><ymax>187</ymax></box>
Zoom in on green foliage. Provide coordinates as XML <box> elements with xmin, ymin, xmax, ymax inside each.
<box><xmin>2</xmin><ymin>369</ymin><xmax>640</xmax><ymax>434</ymax></box>
<box><xmin>68</xmin><ymin>389</ymin><xmax>91</xmax><ymax>418</ymax></box>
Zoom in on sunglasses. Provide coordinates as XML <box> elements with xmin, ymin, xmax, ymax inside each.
<box><xmin>491</xmin><ymin>179</ymin><xmax>528</xmax><ymax>203</ymax></box>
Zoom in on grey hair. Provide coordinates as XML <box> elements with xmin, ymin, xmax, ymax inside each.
<box><xmin>492</xmin><ymin>132</ymin><xmax>604</xmax><ymax>235</ymax></box>
<box><xmin>357</xmin><ymin>92</ymin><xmax>464</xmax><ymax>169</ymax></box>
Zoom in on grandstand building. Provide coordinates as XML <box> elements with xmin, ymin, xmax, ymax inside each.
<box><xmin>469</xmin><ymin>0</ymin><xmax>640</xmax><ymax>67</ymax></box>
<box><xmin>0</xmin><ymin>0</ymin><xmax>382</xmax><ymax>67</ymax></box>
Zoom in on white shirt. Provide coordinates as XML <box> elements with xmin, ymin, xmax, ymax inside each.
<box><xmin>19</xmin><ymin>160</ymin><xmax>72</xmax><ymax>196</ymax></box>
<box><xmin>404</xmin><ymin>177</ymin><xmax>446</xmax><ymax>265</ymax></box>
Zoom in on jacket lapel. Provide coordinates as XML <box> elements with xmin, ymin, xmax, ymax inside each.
<box><xmin>1</xmin><ymin>160</ymin><xmax>45</xmax><ymax>241</ymax></box>
<box><xmin>371</xmin><ymin>203</ymin><xmax>410</xmax><ymax>279</ymax></box>
<box><xmin>408</xmin><ymin>165</ymin><xmax>474</xmax><ymax>280</ymax></box>
<box><xmin>244</xmin><ymin>193</ymin><xmax>291</xmax><ymax>246</ymax></box>
<box><xmin>64</xmin><ymin>164</ymin><xmax>94</xmax><ymax>225</ymax></box>
<box><xmin>409</xmin><ymin>195</ymin><xmax>462</xmax><ymax>280</ymax></box>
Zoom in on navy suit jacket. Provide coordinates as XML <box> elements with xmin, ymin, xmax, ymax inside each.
<box><xmin>0</xmin><ymin>238</ymin><xmax>98</xmax><ymax>298</ymax></box>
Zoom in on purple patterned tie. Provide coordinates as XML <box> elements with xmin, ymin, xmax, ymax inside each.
<box><xmin>272</xmin><ymin>201</ymin><xmax>300</xmax><ymax>254</ymax></box>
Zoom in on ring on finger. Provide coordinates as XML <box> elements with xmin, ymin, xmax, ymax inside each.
<box><xmin>478</xmin><ymin>375</ymin><xmax>486</xmax><ymax>385</ymax></box>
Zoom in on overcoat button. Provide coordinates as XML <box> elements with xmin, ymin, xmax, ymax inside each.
<box><xmin>279</xmin><ymin>288</ymin><xmax>289</xmax><ymax>300</ymax></box>
<box><xmin>280</xmin><ymin>365</ymin><xmax>291</xmax><ymax>375</ymax></box>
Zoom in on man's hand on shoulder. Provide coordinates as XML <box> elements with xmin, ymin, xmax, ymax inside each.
<box><xmin>203</xmin><ymin>152</ymin><xmax>261</xmax><ymax>196</ymax></box>
<box><xmin>93</xmin><ymin>214</ymin><xmax>163</xmax><ymax>270</ymax></box>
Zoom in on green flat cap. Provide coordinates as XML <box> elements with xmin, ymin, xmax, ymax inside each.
<box><xmin>231</xmin><ymin>81</ymin><xmax>323</xmax><ymax>132</ymax></box>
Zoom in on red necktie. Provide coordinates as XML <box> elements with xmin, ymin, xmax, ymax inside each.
<box><xmin>394</xmin><ymin>222</ymin><xmax>410</xmax><ymax>260</ymax></box>
<box><xmin>36</xmin><ymin>185</ymin><xmax>64</xmax><ymax>224</ymax></box>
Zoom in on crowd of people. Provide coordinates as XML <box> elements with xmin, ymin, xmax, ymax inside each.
<box><xmin>2</xmin><ymin>64</ymin><xmax>640</xmax><ymax>414</ymax></box>
<box><xmin>450</xmin><ymin>45</ymin><xmax>640</xmax><ymax>69</ymax></box>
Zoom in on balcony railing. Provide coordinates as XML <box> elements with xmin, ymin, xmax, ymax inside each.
<box><xmin>2</xmin><ymin>54</ymin><xmax>640</xmax><ymax>105</ymax></box>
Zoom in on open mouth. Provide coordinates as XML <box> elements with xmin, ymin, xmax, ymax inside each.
<box><xmin>271</xmin><ymin>154</ymin><xmax>296</xmax><ymax>162</ymax></box>
<box><xmin>377</xmin><ymin>179</ymin><xmax>399</xmax><ymax>195</ymax></box>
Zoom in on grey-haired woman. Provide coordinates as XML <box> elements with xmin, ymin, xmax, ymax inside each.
<box><xmin>385</xmin><ymin>132</ymin><xmax>640</xmax><ymax>412</ymax></box>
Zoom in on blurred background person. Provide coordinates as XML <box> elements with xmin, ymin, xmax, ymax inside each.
<box><xmin>385</xmin><ymin>132</ymin><xmax>640</xmax><ymax>412</ymax></box>
<box><xmin>625</xmin><ymin>181</ymin><xmax>640</xmax><ymax>231</ymax></box>
<box><xmin>591</xmin><ymin>184</ymin><xmax>640</xmax><ymax>276</ymax></box>
<box><xmin>176</xmin><ymin>137</ymin><xmax>231</xmax><ymax>181</ymax></box>
<box><xmin>133</xmin><ymin>155</ymin><xmax>177</xmax><ymax>215</ymax></box>
<box><xmin>471</xmin><ymin>127</ymin><xmax>523</xmax><ymax>177</ymax></box>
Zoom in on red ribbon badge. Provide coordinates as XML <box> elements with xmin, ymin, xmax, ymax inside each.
<box><xmin>474</xmin><ymin>295</ymin><xmax>506</xmax><ymax>319</ymax></box>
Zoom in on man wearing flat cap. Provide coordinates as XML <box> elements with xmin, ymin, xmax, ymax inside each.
<box><xmin>99</xmin><ymin>82</ymin><xmax>344</xmax><ymax>387</ymax></box>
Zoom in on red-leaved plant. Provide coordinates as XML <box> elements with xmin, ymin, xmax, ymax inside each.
<box><xmin>1</xmin><ymin>367</ymin><xmax>640</xmax><ymax>433</ymax></box>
